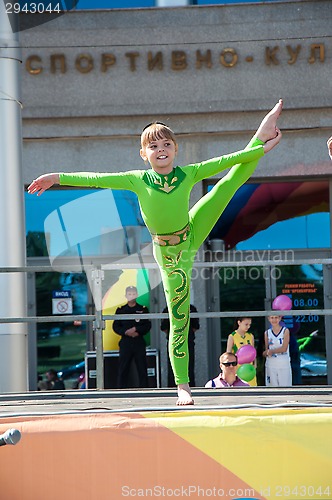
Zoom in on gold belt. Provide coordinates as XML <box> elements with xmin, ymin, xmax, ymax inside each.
<box><xmin>152</xmin><ymin>223</ymin><xmax>190</xmax><ymax>247</ymax></box>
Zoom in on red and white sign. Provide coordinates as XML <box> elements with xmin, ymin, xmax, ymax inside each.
<box><xmin>52</xmin><ymin>296</ymin><xmax>73</xmax><ymax>315</ymax></box>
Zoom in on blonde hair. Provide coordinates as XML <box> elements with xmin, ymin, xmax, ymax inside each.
<box><xmin>141</xmin><ymin>122</ymin><xmax>177</xmax><ymax>150</ymax></box>
<box><xmin>219</xmin><ymin>352</ymin><xmax>238</xmax><ymax>364</ymax></box>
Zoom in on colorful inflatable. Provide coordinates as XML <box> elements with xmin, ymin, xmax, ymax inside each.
<box><xmin>102</xmin><ymin>268</ymin><xmax>151</xmax><ymax>350</ymax></box>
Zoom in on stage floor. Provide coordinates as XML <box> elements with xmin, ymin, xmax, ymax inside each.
<box><xmin>0</xmin><ymin>386</ymin><xmax>332</xmax><ymax>416</ymax></box>
<box><xmin>1</xmin><ymin>387</ymin><xmax>332</xmax><ymax>500</ymax></box>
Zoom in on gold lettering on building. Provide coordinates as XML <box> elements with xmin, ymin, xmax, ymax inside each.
<box><xmin>125</xmin><ymin>52</ymin><xmax>140</xmax><ymax>71</ymax></box>
<box><xmin>50</xmin><ymin>54</ymin><xmax>67</xmax><ymax>74</ymax></box>
<box><xmin>171</xmin><ymin>51</ymin><xmax>187</xmax><ymax>71</ymax></box>
<box><xmin>286</xmin><ymin>45</ymin><xmax>301</xmax><ymax>65</ymax></box>
<box><xmin>26</xmin><ymin>55</ymin><xmax>43</xmax><ymax>75</ymax></box>
<box><xmin>75</xmin><ymin>54</ymin><xmax>94</xmax><ymax>73</ymax></box>
<box><xmin>101</xmin><ymin>53</ymin><xmax>116</xmax><ymax>72</ymax></box>
<box><xmin>196</xmin><ymin>50</ymin><xmax>212</xmax><ymax>69</ymax></box>
<box><xmin>308</xmin><ymin>43</ymin><xmax>325</xmax><ymax>64</ymax></box>
<box><xmin>220</xmin><ymin>48</ymin><xmax>238</xmax><ymax>67</ymax></box>
<box><xmin>148</xmin><ymin>51</ymin><xmax>163</xmax><ymax>71</ymax></box>
<box><xmin>24</xmin><ymin>41</ymin><xmax>328</xmax><ymax>77</ymax></box>
<box><xmin>265</xmin><ymin>46</ymin><xmax>279</xmax><ymax>65</ymax></box>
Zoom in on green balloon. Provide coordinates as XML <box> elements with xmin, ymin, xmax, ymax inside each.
<box><xmin>237</xmin><ymin>363</ymin><xmax>256</xmax><ymax>382</ymax></box>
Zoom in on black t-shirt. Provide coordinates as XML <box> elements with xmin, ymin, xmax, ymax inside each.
<box><xmin>113</xmin><ymin>302</ymin><xmax>151</xmax><ymax>337</ymax></box>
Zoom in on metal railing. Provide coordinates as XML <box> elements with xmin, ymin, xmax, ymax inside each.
<box><xmin>1</xmin><ymin>256</ymin><xmax>331</xmax><ymax>389</ymax></box>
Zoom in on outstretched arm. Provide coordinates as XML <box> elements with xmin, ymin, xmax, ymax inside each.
<box><xmin>190</xmin><ymin>144</ymin><xmax>264</xmax><ymax>182</ymax></box>
<box><xmin>28</xmin><ymin>171</ymin><xmax>140</xmax><ymax>196</ymax></box>
<box><xmin>226</xmin><ymin>334</ymin><xmax>234</xmax><ymax>353</ymax></box>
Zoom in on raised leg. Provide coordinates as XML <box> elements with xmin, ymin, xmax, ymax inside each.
<box><xmin>189</xmin><ymin>101</ymin><xmax>283</xmax><ymax>249</ymax></box>
<box><xmin>189</xmin><ymin>138</ymin><xmax>264</xmax><ymax>250</ymax></box>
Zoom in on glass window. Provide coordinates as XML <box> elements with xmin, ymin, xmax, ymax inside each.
<box><xmin>35</xmin><ymin>270</ymin><xmax>88</xmax><ymax>389</ymax></box>
<box><xmin>219</xmin><ymin>265</ymin><xmax>267</xmax><ymax>385</ymax></box>
<box><xmin>26</xmin><ymin>188</ymin><xmax>153</xmax><ymax>386</ymax></box>
<box><xmin>207</xmin><ymin>181</ymin><xmax>330</xmax><ymax>251</ymax></box>
<box><xmin>25</xmin><ymin>189</ymin><xmax>150</xmax><ymax>258</ymax></box>
<box><xmin>218</xmin><ymin>262</ymin><xmax>327</xmax><ymax>386</ymax></box>
<box><xmin>275</xmin><ymin>264</ymin><xmax>326</xmax><ymax>385</ymax></box>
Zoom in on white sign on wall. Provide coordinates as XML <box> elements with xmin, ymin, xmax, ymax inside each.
<box><xmin>52</xmin><ymin>290</ymin><xmax>73</xmax><ymax>315</ymax></box>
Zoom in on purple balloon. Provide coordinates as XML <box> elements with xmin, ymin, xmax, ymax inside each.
<box><xmin>237</xmin><ymin>344</ymin><xmax>256</xmax><ymax>365</ymax></box>
<box><xmin>272</xmin><ymin>295</ymin><xmax>292</xmax><ymax>311</ymax></box>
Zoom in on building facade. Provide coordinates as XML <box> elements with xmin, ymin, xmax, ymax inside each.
<box><xmin>21</xmin><ymin>0</ymin><xmax>332</xmax><ymax>387</ymax></box>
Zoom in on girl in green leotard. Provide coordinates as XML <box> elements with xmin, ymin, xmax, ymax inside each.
<box><xmin>28</xmin><ymin>100</ymin><xmax>283</xmax><ymax>405</ymax></box>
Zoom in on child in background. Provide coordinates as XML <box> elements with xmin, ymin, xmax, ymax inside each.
<box><xmin>263</xmin><ymin>315</ymin><xmax>292</xmax><ymax>387</ymax></box>
<box><xmin>227</xmin><ymin>317</ymin><xmax>257</xmax><ymax>386</ymax></box>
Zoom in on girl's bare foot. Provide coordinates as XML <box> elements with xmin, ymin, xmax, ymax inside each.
<box><xmin>255</xmin><ymin>99</ymin><xmax>283</xmax><ymax>143</ymax></box>
<box><xmin>177</xmin><ymin>383</ymin><xmax>194</xmax><ymax>406</ymax></box>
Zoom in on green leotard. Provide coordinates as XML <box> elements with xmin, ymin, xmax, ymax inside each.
<box><xmin>59</xmin><ymin>138</ymin><xmax>264</xmax><ymax>385</ymax></box>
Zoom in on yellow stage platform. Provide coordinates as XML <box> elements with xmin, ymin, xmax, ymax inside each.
<box><xmin>0</xmin><ymin>388</ymin><xmax>331</xmax><ymax>500</ymax></box>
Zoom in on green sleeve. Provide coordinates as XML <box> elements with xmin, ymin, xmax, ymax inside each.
<box><xmin>189</xmin><ymin>144</ymin><xmax>264</xmax><ymax>182</ymax></box>
<box><xmin>59</xmin><ymin>171</ymin><xmax>142</xmax><ymax>192</ymax></box>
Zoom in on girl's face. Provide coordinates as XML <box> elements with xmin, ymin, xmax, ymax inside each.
<box><xmin>237</xmin><ymin>318</ymin><xmax>251</xmax><ymax>333</ymax></box>
<box><xmin>140</xmin><ymin>136</ymin><xmax>177</xmax><ymax>174</ymax></box>
<box><xmin>268</xmin><ymin>315</ymin><xmax>282</xmax><ymax>327</ymax></box>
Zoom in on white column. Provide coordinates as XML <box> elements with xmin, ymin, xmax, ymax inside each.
<box><xmin>0</xmin><ymin>4</ymin><xmax>28</xmax><ymax>392</ymax></box>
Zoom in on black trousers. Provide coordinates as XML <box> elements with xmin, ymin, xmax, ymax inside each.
<box><xmin>117</xmin><ymin>337</ymin><xmax>148</xmax><ymax>389</ymax></box>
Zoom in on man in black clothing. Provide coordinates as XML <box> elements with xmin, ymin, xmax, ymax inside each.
<box><xmin>113</xmin><ymin>286</ymin><xmax>151</xmax><ymax>389</ymax></box>
<box><xmin>160</xmin><ymin>304</ymin><xmax>200</xmax><ymax>387</ymax></box>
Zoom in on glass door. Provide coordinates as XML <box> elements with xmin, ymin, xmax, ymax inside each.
<box><xmin>272</xmin><ymin>263</ymin><xmax>327</xmax><ymax>385</ymax></box>
<box><xmin>219</xmin><ymin>264</ymin><xmax>268</xmax><ymax>385</ymax></box>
